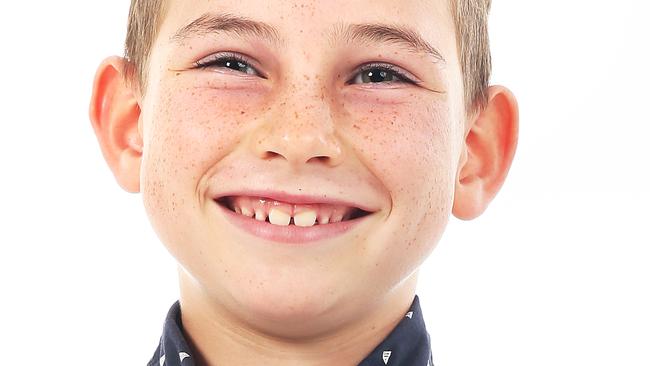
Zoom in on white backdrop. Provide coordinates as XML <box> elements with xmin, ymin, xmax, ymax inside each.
<box><xmin>0</xmin><ymin>1</ymin><xmax>648</xmax><ymax>365</ymax></box>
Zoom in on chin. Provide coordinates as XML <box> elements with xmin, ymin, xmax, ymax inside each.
<box><xmin>225</xmin><ymin>275</ymin><xmax>348</xmax><ymax>337</ymax></box>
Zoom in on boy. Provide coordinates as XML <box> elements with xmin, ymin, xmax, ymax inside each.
<box><xmin>89</xmin><ymin>0</ymin><xmax>518</xmax><ymax>364</ymax></box>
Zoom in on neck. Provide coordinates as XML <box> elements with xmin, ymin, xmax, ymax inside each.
<box><xmin>177</xmin><ymin>268</ymin><xmax>419</xmax><ymax>366</ymax></box>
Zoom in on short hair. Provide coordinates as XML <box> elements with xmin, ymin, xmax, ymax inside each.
<box><xmin>123</xmin><ymin>0</ymin><xmax>491</xmax><ymax>116</ymax></box>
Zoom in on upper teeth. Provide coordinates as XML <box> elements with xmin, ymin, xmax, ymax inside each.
<box><xmin>266</xmin><ymin>207</ymin><xmax>320</xmax><ymax>227</ymax></box>
<box><xmin>254</xmin><ymin>208</ymin><xmax>267</xmax><ymax>222</ymax></box>
<box><xmin>293</xmin><ymin>210</ymin><xmax>317</xmax><ymax>227</ymax></box>
<box><xmin>224</xmin><ymin>196</ymin><xmax>357</xmax><ymax>227</ymax></box>
<box><xmin>268</xmin><ymin>208</ymin><xmax>291</xmax><ymax>226</ymax></box>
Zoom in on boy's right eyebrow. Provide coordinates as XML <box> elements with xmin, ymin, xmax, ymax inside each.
<box><xmin>169</xmin><ymin>11</ymin><xmax>446</xmax><ymax>64</ymax></box>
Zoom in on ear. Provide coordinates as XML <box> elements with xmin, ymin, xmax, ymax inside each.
<box><xmin>452</xmin><ymin>85</ymin><xmax>519</xmax><ymax>220</ymax></box>
<box><xmin>88</xmin><ymin>56</ymin><xmax>143</xmax><ymax>193</ymax></box>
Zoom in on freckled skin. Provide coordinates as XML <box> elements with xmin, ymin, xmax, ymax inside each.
<box><xmin>134</xmin><ymin>0</ymin><xmax>468</xmax><ymax>363</ymax></box>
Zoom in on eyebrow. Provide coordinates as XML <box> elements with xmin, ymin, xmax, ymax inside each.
<box><xmin>170</xmin><ymin>12</ymin><xmax>446</xmax><ymax>64</ymax></box>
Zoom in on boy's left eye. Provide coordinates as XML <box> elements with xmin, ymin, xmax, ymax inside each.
<box><xmin>193</xmin><ymin>52</ymin><xmax>418</xmax><ymax>86</ymax></box>
<box><xmin>348</xmin><ymin>63</ymin><xmax>417</xmax><ymax>85</ymax></box>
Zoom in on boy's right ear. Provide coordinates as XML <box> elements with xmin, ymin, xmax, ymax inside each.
<box><xmin>89</xmin><ymin>56</ymin><xmax>143</xmax><ymax>194</ymax></box>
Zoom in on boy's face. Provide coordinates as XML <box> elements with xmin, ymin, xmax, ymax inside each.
<box><xmin>138</xmin><ymin>0</ymin><xmax>463</xmax><ymax>325</ymax></box>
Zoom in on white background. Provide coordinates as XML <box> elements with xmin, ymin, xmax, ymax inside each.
<box><xmin>1</xmin><ymin>1</ymin><xmax>648</xmax><ymax>365</ymax></box>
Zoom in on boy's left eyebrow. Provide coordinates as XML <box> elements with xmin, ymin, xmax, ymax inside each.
<box><xmin>169</xmin><ymin>11</ymin><xmax>446</xmax><ymax>64</ymax></box>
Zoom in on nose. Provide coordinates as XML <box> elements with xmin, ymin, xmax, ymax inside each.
<box><xmin>248</xmin><ymin>87</ymin><xmax>344</xmax><ymax>170</ymax></box>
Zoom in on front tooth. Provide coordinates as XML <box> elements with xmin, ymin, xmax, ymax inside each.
<box><xmin>268</xmin><ymin>208</ymin><xmax>291</xmax><ymax>226</ymax></box>
<box><xmin>254</xmin><ymin>208</ymin><xmax>267</xmax><ymax>222</ymax></box>
<box><xmin>294</xmin><ymin>210</ymin><xmax>317</xmax><ymax>227</ymax></box>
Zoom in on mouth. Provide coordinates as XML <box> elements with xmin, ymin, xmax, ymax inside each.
<box><xmin>215</xmin><ymin>195</ymin><xmax>373</xmax><ymax>226</ymax></box>
<box><xmin>213</xmin><ymin>194</ymin><xmax>375</xmax><ymax>244</ymax></box>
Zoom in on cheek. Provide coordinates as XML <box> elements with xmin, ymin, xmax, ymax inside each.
<box><xmin>347</xmin><ymin>94</ymin><xmax>455</xmax><ymax>273</ymax></box>
<box><xmin>140</xmin><ymin>81</ymin><xmax>264</xmax><ymax>234</ymax></box>
<box><xmin>347</xmin><ymin>95</ymin><xmax>455</xmax><ymax>201</ymax></box>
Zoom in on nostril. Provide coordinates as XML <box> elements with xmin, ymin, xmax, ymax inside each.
<box><xmin>313</xmin><ymin>156</ymin><xmax>330</xmax><ymax>163</ymax></box>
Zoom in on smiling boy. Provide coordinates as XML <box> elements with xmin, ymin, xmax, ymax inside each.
<box><xmin>89</xmin><ymin>0</ymin><xmax>518</xmax><ymax>364</ymax></box>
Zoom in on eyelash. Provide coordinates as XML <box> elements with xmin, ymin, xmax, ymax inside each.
<box><xmin>193</xmin><ymin>52</ymin><xmax>418</xmax><ymax>85</ymax></box>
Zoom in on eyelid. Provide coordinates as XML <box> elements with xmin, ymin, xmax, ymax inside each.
<box><xmin>194</xmin><ymin>51</ymin><xmax>264</xmax><ymax>76</ymax></box>
<box><xmin>193</xmin><ymin>51</ymin><xmax>421</xmax><ymax>85</ymax></box>
<box><xmin>353</xmin><ymin>62</ymin><xmax>420</xmax><ymax>85</ymax></box>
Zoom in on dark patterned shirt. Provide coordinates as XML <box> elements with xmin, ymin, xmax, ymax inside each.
<box><xmin>148</xmin><ymin>295</ymin><xmax>434</xmax><ymax>366</ymax></box>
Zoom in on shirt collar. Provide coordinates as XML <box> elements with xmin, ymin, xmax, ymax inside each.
<box><xmin>148</xmin><ymin>295</ymin><xmax>434</xmax><ymax>366</ymax></box>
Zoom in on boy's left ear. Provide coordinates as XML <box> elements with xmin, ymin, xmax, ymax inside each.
<box><xmin>452</xmin><ymin>85</ymin><xmax>519</xmax><ymax>220</ymax></box>
<box><xmin>89</xmin><ymin>56</ymin><xmax>143</xmax><ymax>194</ymax></box>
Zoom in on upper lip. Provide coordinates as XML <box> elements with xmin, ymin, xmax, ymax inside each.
<box><xmin>213</xmin><ymin>189</ymin><xmax>379</xmax><ymax>213</ymax></box>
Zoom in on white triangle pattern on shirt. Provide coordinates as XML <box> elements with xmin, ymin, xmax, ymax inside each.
<box><xmin>382</xmin><ymin>350</ymin><xmax>392</xmax><ymax>364</ymax></box>
<box><xmin>179</xmin><ymin>352</ymin><xmax>191</xmax><ymax>362</ymax></box>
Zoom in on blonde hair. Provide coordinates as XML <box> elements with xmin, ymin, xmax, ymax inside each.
<box><xmin>123</xmin><ymin>0</ymin><xmax>492</xmax><ymax>116</ymax></box>
<box><xmin>451</xmin><ymin>0</ymin><xmax>492</xmax><ymax>116</ymax></box>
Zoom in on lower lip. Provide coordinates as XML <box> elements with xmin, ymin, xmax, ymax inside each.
<box><xmin>214</xmin><ymin>199</ymin><xmax>370</xmax><ymax>244</ymax></box>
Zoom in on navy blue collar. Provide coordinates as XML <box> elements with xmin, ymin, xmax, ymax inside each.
<box><xmin>148</xmin><ymin>295</ymin><xmax>434</xmax><ymax>366</ymax></box>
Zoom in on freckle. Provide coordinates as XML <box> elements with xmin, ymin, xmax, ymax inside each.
<box><xmin>240</xmin><ymin>110</ymin><xmax>245</xmax><ymax>114</ymax></box>
<box><xmin>175</xmin><ymin>72</ymin><xmax>180</xmax><ymax>76</ymax></box>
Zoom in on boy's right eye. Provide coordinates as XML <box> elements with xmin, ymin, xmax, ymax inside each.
<box><xmin>194</xmin><ymin>52</ymin><xmax>262</xmax><ymax>77</ymax></box>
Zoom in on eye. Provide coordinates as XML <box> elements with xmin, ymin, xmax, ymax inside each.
<box><xmin>193</xmin><ymin>52</ymin><xmax>418</xmax><ymax>86</ymax></box>
<box><xmin>194</xmin><ymin>52</ymin><xmax>263</xmax><ymax>77</ymax></box>
<box><xmin>348</xmin><ymin>63</ymin><xmax>418</xmax><ymax>86</ymax></box>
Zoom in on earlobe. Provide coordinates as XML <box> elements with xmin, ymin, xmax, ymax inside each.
<box><xmin>452</xmin><ymin>85</ymin><xmax>519</xmax><ymax>220</ymax></box>
<box><xmin>89</xmin><ymin>56</ymin><xmax>143</xmax><ymax>193</ymax></box>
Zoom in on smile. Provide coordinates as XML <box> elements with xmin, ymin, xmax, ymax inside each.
<box><xmin>213</xmin><ymin>195</ymin><xmax>375</xmax><ymax>244</ymax></box>
<box><xmin>216</xmin><ymin>196</ymin><xmax>371</xmax><ymax>226</ymax></box>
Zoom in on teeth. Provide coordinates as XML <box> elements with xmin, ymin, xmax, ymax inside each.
<box><xmin>268</xmin><ymin>208</ymin><xmax>291</xmax><ymax>226</ymax></box>
<box><xmin>241</xmin><ymin>206</ymin><xmax>253</xmax><ymax>217</ymax></box>
<box><xmin>254</xmin><ymin>208</ymin><xmax>267</xmax><ymax>222</ymax></box>
<box><xmin>293</xmin><ymin>210</ymin><xmax>317</xmax><ymax>227</ymax></box>
<box><xmin>330</xmin><ymin>212</ymin><xmax>344</xmax><ymax>223</ymax></box>
<box><xmin>226</xmin><ymin>196</ymin><xmax>361</xmax><ymax>226</ymax></box>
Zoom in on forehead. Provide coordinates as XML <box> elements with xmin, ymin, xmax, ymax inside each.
<box><xmin>157</xmin><ymin>0</ymin><xmax>456</xmax><ymax>64</ymax></box>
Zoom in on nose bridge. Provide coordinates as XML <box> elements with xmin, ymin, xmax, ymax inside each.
<box><xmin>249</xmin><ymin>75</ymin><xmax>343</xmax><ymax>169</ymax></box>
<box><xmin>284</xmin><ymin>78</ymin><xmax>331</xmax><ymax>132</ymax></box>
